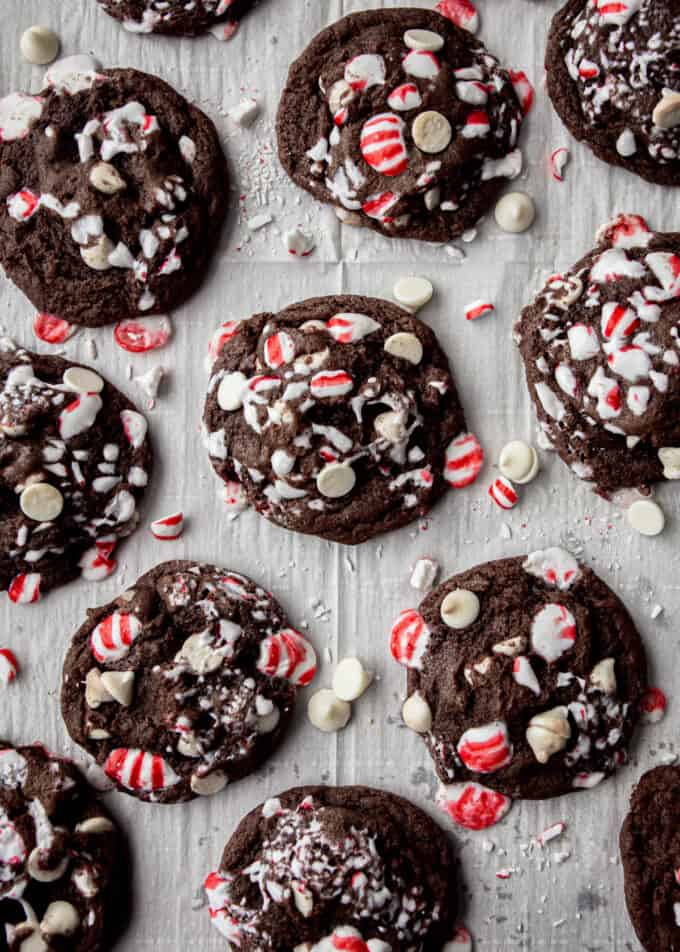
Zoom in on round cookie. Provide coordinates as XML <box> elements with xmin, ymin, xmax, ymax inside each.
<box><xmin>203</xmin><ymin>294</ymin><xmax>473</xmax><ymax>545</ymax></box>
<box><xmin>516</xmin><ymin>214</ymin><xmax>680</xmax><ymax>498</ymax></box>
<box><xmin>204</xmin><ymin>785</ymin><xmax>459</xmax><ymax>949</ymax></box>
<box><xmin>0</xmin><ymin>341</ymin><xmax>152</xmax><ymax>603</ymax></box>
<box><xmin>0</xmin><ymin>63</ymin><xmax>227</xmax><ymax>327</ymax></box>
<box><xmin>277</xmin><ymin>8</ymin><xmax>525</xmax><ymax>242</ymax></box>
<box><xmin>96</xmin><ymin>0</ymin><xmax>255</xmax><ymax>37</ymax></box>
<box><xmin>61</xmin><ymin>560</ymin><xmax>317</xmax><ymax>804</ymax></box>
<box><xmin>391</xmin><ymin>548</ymin><xmax>647</xmax><ymax>800</ymax></box>
<box><xmin>546</xmin><ymin>0</ymin><xmax>680</xmax><ymax>185</ymax></box>
<box><xmin>0</xmin><ymin>741</ymin><xmax>120</xmax><ymax>952</ymax></box>
<box><xmin>620</xmin><ymin>766</ymin><xmax>680</xmax><ymax>951</ymax></box>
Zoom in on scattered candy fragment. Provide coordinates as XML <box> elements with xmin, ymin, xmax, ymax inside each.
<box><xmin>550</xmin><ymin>148</ymin><xmax>570</xmax><ymax>182</ymax></box>
<box><xmin>307</xmin><ymin>689</ymin><xmax>351</xmax><ymax>732</ymax></box>
<box><xmin>393</xmin><ymin>275</ymin><xmax>434</xmax><ymax>313</ymax></box>
<box><xmin>134</xmin><ymin>366</ymin><xmax>164</xmax><ymax>401</ymax></box>
<box><xmin>437</xmin><ymin>781</ymin><xmax>512</xmax><ymax>830</ymax></box>
<box><xmin>445</xmin><ymin>432</ymin><xmax>484</xmax><ymax>487</ymax></box>
<box><xmin>489</xmin><ymin>476</ymin><xmax>518</xmax><ymax>509</ymax></box>
<box><xmin>283</xmin><ymin>226</ymin><xmax>315</xmax><ymax>257</ymax></box>
<box><xmin>390</xmin><ymin>609</ymin><xmax>430</xmax><ymax>668</ymax></box>
<box><xmin>228</xmin><ymin>97</ymin><xmax>260</xmax><ymax>127</ymax></box>
<box><xmin>104</xmin><ymin>748</ymin><xmax>179</xmax><ymax>792</ymax></box>
<box><xmin>247</xmin><ymin>213</ymin><xmax>273</xmax><ymax>231</ymax></box>
<box><xmin>0</xmin><ymin>648</ymin><xmax>18</xmax><ymax>686</ymax></box>
<box><xmin>114</xmin><ymin>316</ymin><xmax>171</xmax><ymax>353</ymax></box>
<box><xmin>535</xmin><ymin>821</ymin><xmax>566</xmax><ymax>847</ymax></box>
<box><xmin>641</xmin><ymin>687</ymin><xmax>667</xmax><ymax>724</ymax></box>
<box><xmin>465</xmin><ymin>300</ymin><xmax>495</xmax><ymax>321</ymax></box>
<box><xmin>627</xmin><ymin>499</ymin><xmax>665</xmax><ymax>536</ymax></box>
<box><xmin>443</xmin><ymin>925</ymin><xmax>473</xmax><ymax>952</ymax></box>
<box><xmin>332</xmin><ymin>657</ymin><xmax>373</xmax><ymax>702</ymax></box>
<box><xmin>499</xmin><ymin>440</ymin><xmax>539</xmax><ymax>484</ymax></box>
<box><xmin>20</xmin><ymin>25</ymin><xmax>60</xmax><ymax>65</ymax></box>
<box><xmin>509</xmin><ymin>69</ymin><xmax>534</xmax><ymax>114</ymax></box>
<box><xmin>410</xmin><ymin>556</ymin><xmax>439</xmax><ymax>592</ymax></box>
<box><xmin>34</xmin><ymin>312</ymin><xmax>77</xmax><ymax>344</ymax></box>
<box><xmin>150</xmin><ymin>512</ymin><xmax>184</xmax><ymax>541</ymax></box>
<box><xmin>436</xmin><ymin>0</ymin><xmax>479</xmax><ymax>33</ymax></box>
<box><xmin>494</xmin><ymin>192</ymin><xmax>535</xmax><ymax>233</ymax></box>
<box><xmin>8</xmin><ymin>573</ymin><xmax>41</xmax><ymax>605</ymax></box>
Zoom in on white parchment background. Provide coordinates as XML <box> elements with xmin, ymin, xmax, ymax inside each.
<box><xmin>1</xmin><ymin>0</ymin><xmax>678</xmax><ymax>948</ymax></box>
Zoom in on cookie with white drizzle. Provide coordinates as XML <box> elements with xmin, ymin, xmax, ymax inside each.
<box><xmin>0</xmin><ymin>340</ymin><xmax>152</xmax><ymax>603</ymax></box>
<box><xmin>391</xmin><ymin>548</ymin><xmax>647</xmax><ymax>800</ymax></box>
<box><xmin>203</xmin><ymin>294</ymin><xmax>470</xmax><ymax>545</ymax></box>
<box><xmin>0</xmin><ymin>63</ymin><xmax>227</xmax><ymax>326</ymax></box>
<box><xmin>95</xmin><ymin>0</ymin><xmax>255</xmax><ymax>37</ymax></box>
<box><xmin>0</xmin><ymin>741</ymin><xmax>120</xmax><ymax>952</ymax></box>
<box><xmin>60</xmin><ymin>560</ymin><xmax>317</xmax><ymax>805</ymax></box>
<box><xmin>277</xmin><ymin>8</ymin><xmax>524</xmax><ymax>241</ymax></box>
<box><xmin>516</xmin><ymin>214</ymin><xmax>680</xmax><ymax>498</ymax></box>
<box><xmin>547</xmin><ymin>0</ymin><xmax>680</xmax><ymax>185</ymax></box>
<box><xmin>204</xmin><ymin>785</ymin><xmax>459</xmax><ymax>950</ymax></box>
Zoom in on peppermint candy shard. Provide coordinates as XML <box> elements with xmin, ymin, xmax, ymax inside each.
<box><xmin>104</xmin><ymin>748</ymin><xmax>180</xmax><ymax>792</ymax></box>
<box><xmin>0</xmin><ymin>648</ymin><xmax>19</xmax><ymax>685</ymax></box>
<box><xmin>256</xmin><ymin>629</ymin><xmax>317</xmax><ymax>686</ymax></box>
<box><xmin>150</xmin><ymin>512</ymin><xmax>184</xmax><ymax>541</ymax></box>
<box><xmin>390</xmin><ymin>609</ymin><xmax>430</xmax><ymax>669</ymax></box>
<box><xmin>120</xmin><ymin>409</ymin><xmax>148</xmax><ymax>449</ymax></box>
<box><xmin>445</xmin><ymin>432</ymin><xmax>484</xmax><ymax>488</ymax></box>
<box><xmin>8</xmin><ymin>573</ymin><xmax>41</xmax><ymax>605</ymax></box>
<box><xmin>522</xmin><ymin>547</ymin><xmax>580</xmax><ymax>590</ymax></box>
<box><xmin>208</xmin><ymin>320</ymin><xmax>242</xmax><ymax>365</ymax></box>
<box><xmin>488</xmin><ymin>476</ymin><xmax>518</xmax><ymax>510</ymax></box>
<box><xmin>435</xmin><ymin>0</ymin><xmax>480</xmax><ymax>34</ymax></box>
<box><xmin>91</xmin><ymin>611</ymin><xmax>142</xmax><ymax>662</ymax></box>
<box><xmin>360</xmin><ymin>113</ymin><xmax>409</xmax><ymax>177</ymax></box>
<box><xmin>640</xmin><ymin>686</ymin><xmax>667</xmax><ymax>724</ymax></box>
<box><xmin>437</xmin><ymin>781</ymin><xmax>512</xmax><ymax>830</ymax></box>
<box><xmin>326</xmin><ymin>313</ymin><xmax>381</xmax><ymax>343</ymax></box>
<box><xmin>456</xmin><ymin>721</ymin><xmax>513</xmax><ymax>773</ymax></box>
<box><xmin>80</xmin><ymin>543</ymin><xmax>117</xmax><ymax>581</ymax></box>
<box><xmin>114</xmin><ymin>316</ymin><xmax>172</xmax><ymax>353</ymax></box>
<box><xmin>34</xmin><ymin>312</ymin><xmax>77</xmax><ymax>344</ymax></box>
<box><xmin>509</xmin><ymin>70</ymin><xmax>534</xmax><ymax>115</ymax></box>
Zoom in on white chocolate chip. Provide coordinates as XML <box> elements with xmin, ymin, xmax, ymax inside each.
<box><xmin>99</xmin><ymin>671</ymin><xmax>135</xmax><ymax>706</ymax></box>
<box><xmin>63</xmin><ymin>366</ymin><xmax>104</xmax><ymax>394</ymax></box>
<box><xmin>75</xmin><ymin>816</ymin><xmax>114</xmax><ymax>834</ymax></box>
<box><xmin>89</xmin><ymin>162</ymin><xmax>126</xmax><ymax>195</ymax></box>
<box><xmin>88</xmin><ymin>728</ymin><xmax>111</xmax><ymax>740</ymax></box>
<box><xmin>627</xmin><ymin>499</ymin><xmax>665</xmax><ymax>537</ymax></box>
<box><xmin>374</xmin><ymin>410</ymin><xmax>407</xmax><ymax>444</ymax></box>
<box><xmin>440</xmin><ymin>589</ymin><xmax>480</xmax><ymax>629</ymax></box>
<box><xmin>403</xmin><ymin>29</ymin><xmax>444</xmax><ymax>52</ymax></box>
<box><xmin>40</xmin><ymin>901</ymin><xmax>80</xmax><ymax>937</ymax></box>
<box><xmin>589</xmin><ymin>658</ymin><xmax>616</xmax><ymax>695</ymax></box>
<box><xmin>393</xmin><ymin>275</ymin><xmax>434</xmax><ymax>313</ymax></box>
<box><xmin>652</xmin><ymin>92</ymin><xmax>680</xmax><ymax>130</ymax></box>
<box><xmin>494</xmin><ymin>192</ymin><xmax>536</xmax><ymax>233</ymax></box>
<box><xmin>20</xmin><ymin>26</ymin><xmax>60</xmax><ymax>66</ymax></box>
<box><xmin>384</xmin><ymin>332</ymin><xmax>423</xmax><ymax>365</ymax></box>
<box><xmin>332</xmin><ymin>657</ymin><xmax>373</xmax><ymax>702</ymax></box>
<box><xmin>316</xmin><ymin>462</ymin><xmax>356</xmax><ymax>498</ymax></box>
<box><xmin>27</xmin><ymin>848</ymin><xmax>69</xmax><ymax>883</ymax></box>
<box><xmin>85</xmin><ymin>669</ymin><xmax>113</xmax><ymax>709</ymax></box>
<box><xmin>492</xmin><ymin>635</ymin><xmax>527</xmax><ymax>657</ymax></box>
<box><xmin>190</xmin><ymin>771</ymin><xmax>228</xmax><ymax>796</ymax></box>
<box><xmin>175</xmin><ymin>633</ymin><xmax>224</xmax><ymax>675</ymax></box>
<box><xmin>411</xmin><ymin>111</ymin><xmax>452</xmax><ymax>154</ymax></box>
<box><xmin>228</xmin><ymin>97</ymin><xmax>260</xmax><ymax>127</ymax></box>
<box><xmin>499</xmin><ymin>441</ymin><xmax>539</xmax><ymax>484</ymax></box>
<box><xmin>20</xmin><ymin>483</ymin><xmax>64</xmax><ymax>522</ymax></box>
<box><xmin>307</xmin><ymin>689</ymin><xmax>351</xmax><ymax>732</ymax></box>
<box><xmin>217</xmin><ymin>371</ymin><xmax>247</xmax><ymax>411</ymax></box>
<box><xmin>402</xmin><ymin>691</ymin><xmax>432</xmax><ymax>733</ymax></box>
<box><xmin>328</xmin><ymin>79</ymin><xmax>354</xmax><ymax>115</ymax></box>
<box><xmin>526</xmin><ymin>706</ymin><xmax>571</xmax><ymax>764</ymax></box>
<box><xmin>658</xmin><ymin>447</ymin><xmax>680</xmax><ymax>479</ymax></box>
<box><xmin>80</xmin><ymin>235</ymin><xmax>114</xmax><ymax>271</ymax></box>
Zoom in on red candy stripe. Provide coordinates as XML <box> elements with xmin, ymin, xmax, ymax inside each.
<box><xmin>104</xmin><ymin>748</ymin><xmax>179</xmax><ymax>792</ymax></box>
<box><xmin>437</xmin><ymin>781</ymin><xmax>512</xmax><ymax>830</ymax></box>
<box><xmin>8</xmin><ymin>573</ymin><xmax>41</xmax><ymax>605</ymax></box>
<box><xmin>509</xmin><ymin>70</ymin><xmax>534</xmax><ymax>114</ymax></box>
<box><xmin>445</xmin><ymin>432</ymin><xmax>484</xmax><ymax>488</ymax></box>
<box><xmin>257</xmin><ymin>629</ymin><xmax>317</xmax><ymax>686</ymax></box>
<box><xmin>488</xmin><ymin>476</ymin><xmax>518</xmax><ymax>509</ymax></box>
<box><xmin>457</xmin><ymin>722</ymin><xmax>513</xmax><ymax>773</ymax></box>
<box><xmin>390</xmin><ymin>609</ymin><xmax>430</xmax><ymax>668</ymax></box>
<box><xmin>641</xmin><ymin>686</ymin><xmax>667</xmax><ymax>724</ymax></box>
<box><xmin>33</xmin><ymin>312</ymin><xmax>77</xmax><ymax>344</ymax></box>
<box><xmin>310</xmin><ymin>370</ymin><xmax>354</xmax><ymax>398</ymax></box>
<box><xmin>150</xmin><ymin>512</ymin><xmax>184</xmax><ymax>541</ymax></box>
<box><xmin>0</xmin><ymin>648</ymin><xmax>19</xmax><ymax>685</ymax></box>
<box><xmin>114</xmin><ymin>316</ymin><xmax>171</xmax><ymax>353</ymax></box>
<box><xmin>264</xmin><ymin>332</ymin><xmax>295</xmax><ymax>369</ymax></box>
<box><xmin>91</xmin><ymin>612</ymin><xmax>142</xmax><ymax>662</ymax></box>
<box><xmin>436</xmin><ymin>0</ymin><xmax>479</xmax><ymax>31</ymax></box>
<box><xmin>465</xmin><ymin>301</ymin><xmax>494</xmax><ymax>321</ymax></box>
<box><xmin>360</xmin><ymin>113</ymin><xmax>409</xmax><ymax>177</ymax></box>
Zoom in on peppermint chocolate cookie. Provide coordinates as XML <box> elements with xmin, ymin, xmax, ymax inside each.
<box><xmin>204</xmin><ymin>785</ymin><xmax>458</xmax><ymax>949</ymax></box>
<box><xmin>620</xmin><ymin>766</ymin><xmax>680</xmax><ymax>951</ymax></box>
<box><xmin>391</xmin><ymin>548</ymin><xmax>647</xmax><ymax>801</ymax></box>
<box><xmin>96</xmin><ymin>0</ymin><xmax>254</xmax><ymax>37</ymax></box>
<box><xmin>61</xmin><ymin>560</ymin><xmax>317</xmax><ymax>804</ymax></box>
<box><xmin>516</xmin><ymin>215</ymin><xmax>680</xmax><ymax>498</ymax></box>
<box><xmin>547</xmin><ymin>0</ymin><xmax>680</xmax><ymax>185</ymax></box>
<box><xmin>0</xmin><ymin>341</ymin><xmax>151</xmax><ymax>603</ymax></box>
<box><xmin>203</xmin><ymin>294</ymin><xmax>475</xmax><ymax>544</ymax></box>
<box><xmin>277</xmin><ymin>8</ymin><xmax>525</xmax><ymax>241</ymax></box>
<box><xmin>0</xmin><ymin>741</ymin><xmax>120</xmax><ymax>952</ymax></box>
<box><xmin>0</xmin><ymin>63</ymin><xmax>227</xmax><ymax>327</ymax></box>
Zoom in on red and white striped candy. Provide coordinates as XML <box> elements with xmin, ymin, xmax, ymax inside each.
<box><xmin>7</xmin><ymin>188</ymin><xmax>39</xmax><ymax>221</ymax></box>
<box><xmin>257</xmin><ymin>629</ymin><xmax>317</xmax><ymax>686</ymax></box>
<box><xmin>59</xmin><ymin>393</ymin><xmax>103</xmax><ymax>441</ymax></box>
<box><xmin>327</xmin><ymin>313</ymin><xmax>380</xmax><ymax>343</ymax></box>
<box><xmin>248</xmin><ymin>374</ymin><xmax>281</xmax><ymax>396</ymax></box>
<box><xmin>0</xmin><ymin>648</ymin><xmax>18</xmax><ymax>686</ymax></box>
<box><xmin>595</xmin><ymin>0</ymin><xmax>642</xmax><ymax>27</ymax></box>
<box><xmin>607</xmin><ymin>345</ymin><xmax>651</xmax><ymax>382</ymax></box>
<box><xmin>310</xmin><ymin>370</ymin><xmax>354</xmax><ymax>398</ymax></box>
<box><xmin>531</xmin><ymin>604</ymin><xmax>576</xmax><ymax>662</ymax></box>
<box><xmin>222</xmin><ymin>480</ymin><xmax>248</xmax><ymax>513</ymax></box>
<box><xmin>640</xmin><ymin>686</ymin><xmax>667</xmax><ymax>724</ymax></box>
<box><xmin>33</xmin><ymin>312</ymin><xmax>77</xmax><ymax>344</ymax></box>
<box><xmin>465</xmin><ymin>300</ymin><xmax>494</xmax><ymax>321</ymax></box>
<box><xmin>220</xmin><ymin>574</ymin><xmax>255</xmax><ymax>602</ymax></box>
<box><xmin>597</xmin><ymin>214</ymin><xmax>651</xmax><ymax>250</ymax></box>
<box><xmin>457</xmin><ymin>721</ymin><xmax>513</xmax><ymax>773</ymax></box>
<box><xmin>387</xmin><ymin>83</ymin><xmax>422</xmax><ymax>112</ymax></box>
<box><xmin>513</xmin><ymin>656</ymin><xmax>540</xmax><ymax>695</ymax></box>
<box><xmin>509</xmin><ymin>70</ymin><xmax>534</xmax><ymax>114</ymax></box>
<box><xmin>205</xmin><ymin>871</ymin><xmax>242</xmax><ymax>943</ymax></box>
<box><xmin>443</xmin><ymin>925</ymin><xmax>473</xmax><ymax>952</ymax></box>
<box><xmin>8</xmin><ymin>573</ymin><xmax>41</xmax><ymax>605</ymax></box>
<box><xmin>488</xmin><ymin>476</ymin><xmax>518</xmax><ymax>510</ymax></box>
<box><xmin>550</xmin><ymin>148</ymin><xmax>570</xmax><ymax>182</ymax></box>
<box><xmin>264</xmin><ymin>331</ymin><xmax>295</xmax><ymax>369</ymax></box>
<box><xmin>445</xmin><ymin>432</ymin><xmax>484</xmax><ymax>488</ymax></box>
<box><xmin>462</xmin><ymin>110</ymin><xmax>490</xmax><ymax>139</ymax></box>
<box><xmin>578</xmin><ymin>59</ymin><xmax>599</xmax><ymax>79</ymax></box>
<box><xmin>438</xmin><ymin>781</ymin><xmax>512</xmax><ymax>830</ymax></box>
<box><xmin>455</xmin><ymin>80</ymin><xmax>488</xmax><ymax>106</ymax></box>
<box><xmin>150</xmin><ymin>512</ymin><xmax>184</xmax><ymax>541</ymax></box>
<box><xmin>402</xmin><ymin>50</ymin><xmax>441</xmax><ymax>80</ymax></box>
<box><xmin>79</xmin><ymin>543</ymin><xmax>117</xmax><ymax>581</ymax></box>
<box><xmin>208</xmin><ymin>320</ymin><xmax>242</xmax><ymax>365</ymax></box>
<box><xmin>104</xmin><ymin>748</ymin><xmax>180</xmax><ymax>792</ymax></box>
<box><xmin>435</xmin><ymin>0</ymin><xmax>479</xmax><ymax>33</ymax></box>
<box><xmin>91</xmin><ymin>612</ymin><xmax>142</xmax><ymax>662</ymax></box>
<box><xmin>120</xmin><ymin>409</ymin><xmax>148</xmax><ymax>449</ymax></box>
<box><xmin>360</xmin><ymin>113</ymin><xmax>409</xmax><ymax>177</ymax></box>
<box><xmin>114</xmin><ymin>316</ymin><xmax>172</xmax><ymax>353</ymax></box>
<box><xmin>646</xmin><ymin>252</ymin><xmax>680</xmax><ymax>298</ymax></box>
<box><xmin>345</xmin><ymin>54</ymin><xmax>386</xmax><ymax>92</ymax></box>
<box><xmin>601</xmin><ymin>302</ymin><xmax>639</xmax><ymax>340</ymax></box>
<box><xmin>390</xmin><ymin>609</ymin><xmax>430</xmax><ymax>669</ymax></box>
<box><xmin>362</xmin><ymin>191</ymin><xmax>399</xmax><ymax>221</ymax></box>
<box><xmin>567</xmin><ymin>324</ymin><xmax>599</xmax><ymax>360</ymax></box>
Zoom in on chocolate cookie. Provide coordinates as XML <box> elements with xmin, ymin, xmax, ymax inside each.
<box><xmin>546</xmin><ymin>0</ymin><xmax>680</xmax><ymax>185</ymax></box>
<box><xmin>391</xmin><ymin>547</ymin><xmax>647</xmax><ymax>800</ymax></box>
<box><xmin>0</xmin><ymin>741</ymin><xmax>120</xmax><ymax>952</ymax></box>
<box><xmin>277</xmin><ymin>8</ymin><xmax>525</xmax><ymax>241</ymax></box>
<box><xmin>96</xmin><ymin>0</ymin><xmax>255</xmax><ymax>37</ymax></box>
<box><xmin>0</xmin><ymin>64</ymin><xmax>227</xmax><ymax>327</ymax></box>
<box><xmin>204</xmin><ymin>785</ymin><xmax>458</xmax><ymax>949</ymax></box>
<box><xmin>61</xmin><ymin>560</ymin><xmax>317</xmax><ymax>804</ymax></box>
<box><xmin>620</xmin><ymin>766</ymin><xmax>680</xmax><ymax>952</ymax></box>
<box><xmin>203</xmin><ymin>294</ymin><xmax>474</xmax><ymax>545</ymax></box>
<box><xmin>516</xmin><ymin>214</ymin><xmax>680</xmax><ymax>498</ymax></box>
<box><xmin>0</xmin><ymin>341</ymin><xmax>152</xmax><ymax>603</ymax></box>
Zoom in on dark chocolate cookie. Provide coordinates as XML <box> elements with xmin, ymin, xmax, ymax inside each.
<box><xmin>0</xmin><ymin>741</ymin><xmax>120</xmax><ymax>952</ymax></box>
<box><xmin>516</xmin><ymin>214</ymin><xmax>680</xmax><ymax>499</ymax></box>
<box><xmin>61</xmin><ymin>560</ymin><xmax>317</xmax><ymax>804</ymax></box>
<box><xmin>0</xmin><ymin>341</ymin><xmax>152</xmax><ymax>603</ymax></box>
<box><xmin>96</xmin><ymin>0</ymin><xmax>256</xmax><ymax>37</ymax></box>
<box><xmin>620</xmin><ymin>765</ymin><xmax>680</xmax><ymax>952</ymax></box>
<box><xmin>203</xmin><ymin>785</ymin><xmax>458</xmax><ymax>950</ymax></box>
<box><xmin>546</xmin><ymin>0</ymin><xmax>680</xmax><ymax>185</ymax></box>
<box><xmin>0</xmin><ymin>65</ymin><xmax>227</xmax><ymax>327</ymax></box>
<box><xmin>203</xmin><ymin>294</ymin><xmax>474</xmax><ymax>545</ymax></box>
<box><xmin>391</xmin><ymin>548</ymin><xmax>647</xmax><ymax>800</ymax></box>
<box><xmin>277</xmin><ymin>8</ymin><xmax>525</xmax><ymax>242</ymax></box>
